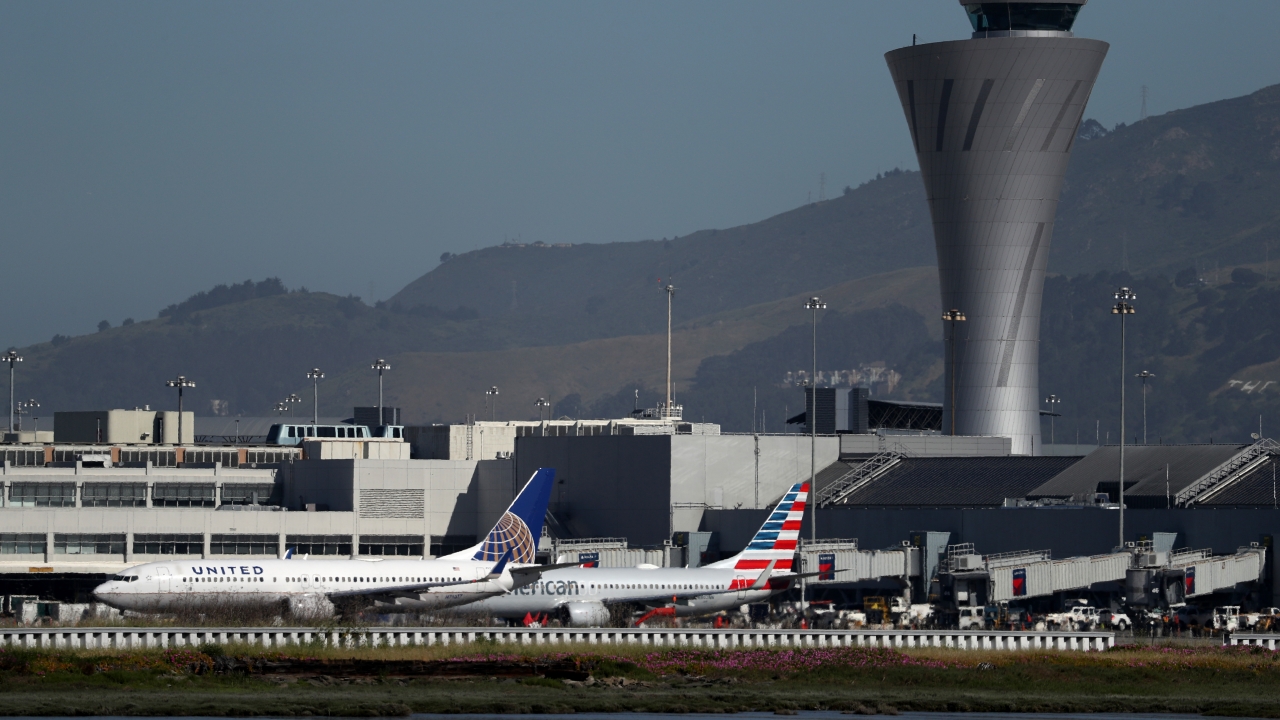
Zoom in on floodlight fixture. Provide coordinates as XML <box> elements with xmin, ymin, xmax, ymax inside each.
<box><xmin>4</xmin><ymin>350</ymin><xmax>21</xmax><ymax>433</ymax></box>
<box><xmin>1136</xmin><ymin>370</ymin><xmax>1156</xmax><ymax>445</ymax></box>
<box><xmin>306</xmin><ymin>369</ymin><xmax>324</xmax><ymax>426</ymax></box>
<box><xmin>165</xmin><ymin>375</ymin><xmax>196</xmax><ymax>445</ymax></box>
<box><xmin>1111</xmin><ymin>287</ymin><xmax>1136</xmax><ymax>548</ymax></box>
<box><xmin>371</xmin><ymin>359</ymin><xmax>392</xmax><ymax>425</ymax></box>
<box><xmin>942</xmin><ymin>309</ymin><xmax>967</xmax><ymax>436</ymax></box>
<box><xmin>803</xmin><ymin>296</ymin><xmax>827</xmax><ymax>543</ymax></box>
<box><xmin>485</xmin><ymin>385</ymin><xmax>499</xmax><ymax>421</ymax></box>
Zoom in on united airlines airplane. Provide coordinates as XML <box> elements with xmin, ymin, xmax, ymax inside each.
<box><xmin>93</xmin><ymin>468</ymin><xmax>558</xmax><ymax>616</ymax></box>
<box><xmin>466</xmin><ymin>481</ymin><xmax>812</xmax><ymax>626</ymax></box>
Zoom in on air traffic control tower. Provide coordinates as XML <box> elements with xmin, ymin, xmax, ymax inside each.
<box><xmin>885</xmin><ymin>2</ymin><xmax>1107</xmax><ymax>455</ymax></box>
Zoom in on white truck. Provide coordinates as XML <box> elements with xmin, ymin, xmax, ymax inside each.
<box><xmin>1047</xmin><ymin>602</ymin><xmax>1131</xmax><ymax>631</ymax></box>
<box><xmin>958</xmin><ymin>605</ymin><xmax>988</xmax><ymax>630</ymax></box>
<box><xmin>1212</xmin><ymin>606</ymin><xmax>1248</xmax><ymax>631</ymax></box>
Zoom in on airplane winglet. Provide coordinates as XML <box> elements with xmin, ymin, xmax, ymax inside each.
<box><xmin>750</xmin><ymin>560</ymin><xmax>778</xmax><ymax>590</ymax></box>
<box><xmin>486</xmin><ymin>549</ymin><xmax>514</xmax><ymax>579</ymax></box>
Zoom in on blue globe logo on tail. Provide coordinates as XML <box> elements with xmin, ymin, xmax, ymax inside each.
<box><xmin>473</xmin><ymin>468</ymin><xmax>555</xmax><ymax>564</ymax></box>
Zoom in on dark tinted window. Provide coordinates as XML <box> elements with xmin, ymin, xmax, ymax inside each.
<box><xmin>965</xmin><ymin>3</ymin><xmax>1081</xmax><ymax>32</ymax></box>
<box><xmin>318</xmin><ymin>426</ymin><xmax>337</xmax><ymax>437</ymax></box>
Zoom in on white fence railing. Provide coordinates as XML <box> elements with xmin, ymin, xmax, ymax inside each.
<box><xmin>1227</xmin><ymin>633</ymin><xmax>1279</xmax><ymax>649</ymax></box>
<box><xmin>0</xmin><ymin>626</ymin><xmax>1113</xmax><ymax>652</ymax></box>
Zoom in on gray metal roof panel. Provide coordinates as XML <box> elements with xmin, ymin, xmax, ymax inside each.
<box><xmin>836</xmin><ymin>456</ymin><xmax>1081</xmax><ymax>507</ymax></box>
<box><xmin>1028</xmin><ymin>444</ymin><xmax>1247</xmax><ymax>499</ymax></box>
<box><xmin>1199</xmin><ymin>457</ymin><xmax>1280</xmax><ymax>506</ymax></box>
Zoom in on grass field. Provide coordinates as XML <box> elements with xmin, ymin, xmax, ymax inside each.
<box><xmin>3</xmin><ymin>641</ymin><xmax>1280</xmax><ymax>717</ymax></box>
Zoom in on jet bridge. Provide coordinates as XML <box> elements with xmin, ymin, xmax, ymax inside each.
<box><xmin>797</xmin><ymin>539</ymin><xmax>918</xmax><ymax>585</ymax></box>
<box><xmin>985</xmin><ymin>549</ymin><xmax>1132</xmax><ymax>603</ymax></box>
<box><xmin>1127</xmin><ymin>543</ymin><xmax>1268</xmax><ymax>606</ymax></box>
<box><xmin>938</xmin><ymin>543</ymin><xmax>1131</xmax><ymax>606</ymax></box>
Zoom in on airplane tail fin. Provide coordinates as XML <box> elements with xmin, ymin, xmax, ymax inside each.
<box><xmin>284</xmin><ymin>548</ymin><xmax>295</xmax><ymax>559</ymax></box>
<box><xmin>706</xmin><ymin>481</ymin><xmax>807</xmax><ymax>571</ymax></box>
<box><xmin>441</xmin><ymin>468</ymin><xmax>556</xmax><ymax>564</ymax></box>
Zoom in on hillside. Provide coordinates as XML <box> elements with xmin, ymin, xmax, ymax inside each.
<box><xmin>391</xmin><ymin>167</ymin><xmax>934</xmax><ymax>340</ymax></box>
<box><xmin>393</xmin><ymin>84</ymin><xmax>1280</xmax><ymax>333</ymax></box>
<box><xmin>315</xmin><ymin>267</ymin><xmax>942</xmax><ymax>425</ymax></box>
<box><xmin>8</xmin><ymin>84</ymin><xmax>1280</xmax><ymax>440</ymax></box>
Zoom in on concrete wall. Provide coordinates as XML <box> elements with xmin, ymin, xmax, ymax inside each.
<box><xmin>516</xmin><ymin>435</ymin><xmax>673</xmax><ymax>546</ymax></box>
<box><xmin>288</xmin><ymin>458</ymin><xmax>496</xmax><ymax>539</ymax></box>
<box><xmin>515</xmin><ymin>434</ymin><xmax>839</xmax><ymax>546</ymax></box>
<box><xmin>670</xmin><ymin>434</ymin><xmax>839</xmax><ymax>533</ymax></box>
<box><xmin>839</xmin><ymin>434</ymin><xmax>1012</xmax><ymax>457</ymax></box>
<box><xmin>54</xmin><ymin>410</ymin><xmax>193</xmax><ymax>445</ymax></box>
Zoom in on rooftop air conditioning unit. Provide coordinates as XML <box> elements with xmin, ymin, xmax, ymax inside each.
<box><xmin>952</xmin><ymin>554</ymin><xmax>984</xmax><ymax>571</ymax></box>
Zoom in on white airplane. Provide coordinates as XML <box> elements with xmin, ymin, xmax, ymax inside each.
<box><xmin>465</xmin><ymin>481</ymin><xmax>812</xmax><ymax>626</ymax></box>
<box><xmin>93</xmin><ymin>468</ymin><xmax>558</xmax><ymax>616</ymax></box>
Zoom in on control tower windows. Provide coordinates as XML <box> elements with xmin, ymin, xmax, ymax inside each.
<box><xmin>965</xmin><ymin>3</ymin><xmax>1081</xmax><ymax>32</ymax></box>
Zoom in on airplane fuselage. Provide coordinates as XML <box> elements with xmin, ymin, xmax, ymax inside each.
<box><xmin>468</xmin><ymin>565</ymin><xmax>787</xmax><ymax>620</ymax></box>
<box><xmin>93</xmin><ymin>557</ymin><xmax>518</xmax><ymax>614</ymax></box>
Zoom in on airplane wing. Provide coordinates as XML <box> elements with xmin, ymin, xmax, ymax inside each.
<box><xmin>773</xmin><ymin>568</ymin><xmax>851</xmax><ymax>583</ymax></box>
<box><xmin>325</xmin><ymin>551</ymin><xmax>513</xmax><ymax>600</ymax></box>
<box><xmin>508</xmin><ymin>561</ymin><xmax>583</xmax><ymax>590</ymax></box>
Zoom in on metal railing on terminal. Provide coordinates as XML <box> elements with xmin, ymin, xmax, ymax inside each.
<box><xmin>0</xmin><ymin>626</ymin><xmax>1114</xmax><ymax>652</ymax></box>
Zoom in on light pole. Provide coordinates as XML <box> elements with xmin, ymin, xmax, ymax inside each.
<box><xmin>663</xmin><ymin>284</ymin><xmax>676</xmax><ymax>417</ymax></box>
<box><xmin>165</xmin><ymin>375</ymin><xmax>196</xmax><ymax>445</ymax></box>
<box><xmin>535</xmin><ymin>397</ymin><xmax>550</xmax><ymax>422</ymax></box>
<box><xmin>1136</xmin><ymin>370</ymin><xmax>1155</xmax><ymax>444</ymax></box>
<box><xmin>1112</xmin><ymin>287</ymin><xmax>1136</xmax><ymax>548</ymax></box>
<box><xmin>371</xmin><ymin>359</ymin><xmax>391</xmax><ymax>425</ymax></box>
<box><xmin>274</xmin><ymin>402</ymin><xmax>288</xmax><ymax>416</ymax></box>
<box><xmin>1044</xmin><ymin>394</ymin><xmax>1061</xmax><ymax>445</ymax></box>
<box><xmin>286</xmin><ymin>393</ymin><xmax>301</xmax><ymax>417</ymax></box>
<box><xmin>942</xmin><ymin>309</ymin><xmax>966</xmax><ymax>436</ymax></box>
<box><xmin>16</xmin><ymin>399</ymin><xmax>37</xmax><ymax>432</ymax></box>
<box><xmin>486</xmin><ymin>386</ymin><xmax>499</xmax><ymax>421</ymax></box>
<box><xmin>4</xmin><ymin>350</ymin><xmax>21</xmax><ymax>433</ymax></box>
<box><xmin>804</xmin><ymin>296</ymin><xmax>827</xmax><ymax>543</ymax></box>
<box><xmin>306</xmin><ymin>369</ymin><xmax>324</xmax><ymax>426</ymax></box>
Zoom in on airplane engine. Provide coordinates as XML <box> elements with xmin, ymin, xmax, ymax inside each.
<box><xmin>558</xmin><ymin>602</ymin><xmax>611</xmax><ymax>627</ymax></box>
<box><xmin>287</xmin><ymin>593</ymin><xmax>335</xmax><ymax>619</ymax></box>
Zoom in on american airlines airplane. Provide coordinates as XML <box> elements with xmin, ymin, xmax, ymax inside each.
<box><xmin>465</xmin><ymin>481</ymin><xmax>811</xmax><ymax>626</ymax></box>
<box><xmin>93</xmin><ymin>468</ymin><xmax>558</xmax><ymax>616</ymax></box>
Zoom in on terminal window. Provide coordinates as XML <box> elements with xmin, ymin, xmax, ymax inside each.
<box><xmin>210</xmin><ymin>534</ymin><xmax>278</xmax><ymax>555</ymax></box>
<box><xmin>55</xmin><ymin>534</ymin><xmax>126</xmax><ymax>555</ymax></box>
<box><xmin>1</xmin><ymin>449</ymin><xmax>44</xmax><ymax>467</ymax></box>
<box><xmin>133</xmin><ymin>534</ymin><xmax>204</xmax><ymax>555</ymax></box>
<box><xmin>152</xmin><ymin>483</ymin><xmax>216</xmax><ymax>507</ymax></box>
<box><xmin>430</xmin><ymin>535</ymin><xmax>476</xmax><ymax>557</ymax></box>
<box><xmin>0</xmin><ymin>533</ymin><xmax>47</xmax><ymax>555</ymax></box>
<box><xmin>81</xmin><ymin>483</ymin><xmax>147</xmax><ymax>508</ymax></box>
<box><xmin>245</xmin><ymin>450</ymin><xmax>295</xmax><ymax>465</ymax></box>
<box><xmin>185</xmin><ymin>450</ymin><xmax>239</xmax><ymax>467</ymax></box>
<box><xmin>359</xmin><ymin>535</ymin><xmax>425</xmax><ymax>556</ymax></box>
<box><xmin>118</xmin><ymin>450</ymin><xmax>177</xmax><ymax>467</ymax></box>
<box><xmin>220</xmin><ymin>484</ymin><xmax>279</xmax><ymax>506</ymax></box>
<box><xmin>9</xmin><ymin>483</ymin><xmax>76</xmax><ymax>507</ymax></box>
<box><xmin>286</xmin><ymin>534</ymin><xmax>352</xmax><ymax>556</ymax></box>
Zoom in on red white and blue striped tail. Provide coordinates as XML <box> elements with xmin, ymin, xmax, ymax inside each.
<box><xmin>708</xmin><ymin>481</ymin><xmax>807</xmax><ymax>572</ymax></box>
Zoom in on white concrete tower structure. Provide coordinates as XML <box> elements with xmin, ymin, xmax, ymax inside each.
<box><xmin>885</xmin><ymin>1</ymin><xmax>1107</xmax><ymax>455</ymax></box>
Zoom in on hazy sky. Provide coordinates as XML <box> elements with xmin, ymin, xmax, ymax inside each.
<box><xmin>3</xmin><ymin>0</ymin><xmax>1278</xmax><ymax>347</ymax></box>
